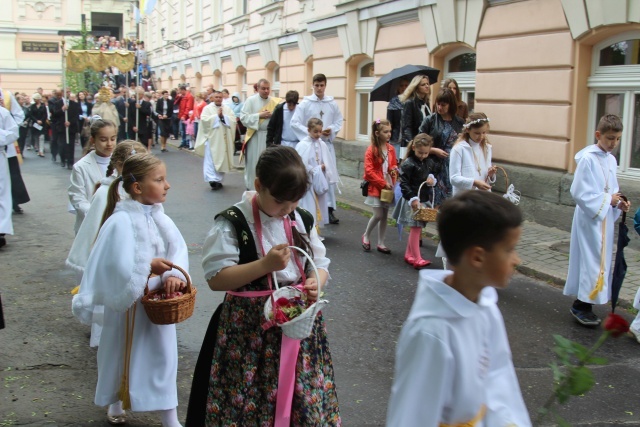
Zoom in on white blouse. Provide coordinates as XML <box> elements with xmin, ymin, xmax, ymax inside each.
<box><xmin>202</xmin><ymin>191</ymin><xmax>330</xmax><ymax>284</ymax></box>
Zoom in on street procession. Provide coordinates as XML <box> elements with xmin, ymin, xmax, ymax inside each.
<box><xmin>3</xmin><ymin>0</ymin><xmax>640</xmax><ymax>426</ymax></box>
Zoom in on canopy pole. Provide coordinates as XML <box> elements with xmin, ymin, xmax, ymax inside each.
<box><xmin>125</xmin><ymin>72</ymin><xmax>129</xmax><ymax>139</ymax></box>
<box><xmin>62</xmin><ymin>39</ymin><xmax>69</xmax><ymax>147</ymax></box>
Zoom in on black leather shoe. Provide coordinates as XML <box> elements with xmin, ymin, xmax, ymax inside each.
<box><xmin>329</xmin><ymin>212</ymin><xmax>339</xmax><ymax>224</ymax></box>
<box><xmin>13</xmin><ymin>206</ymin><xmax>23</xmax><ymax>214</ymax></box>
<box><xmin>0</xmin><ymin>235</ymin><xmax>6</xmax><ymax>248</ymax></box>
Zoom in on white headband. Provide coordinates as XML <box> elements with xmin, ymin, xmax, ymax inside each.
<box><xmin>462</xmin><ymin>117</ymin><xmax>490</xmax><ymax>130</ymax></box>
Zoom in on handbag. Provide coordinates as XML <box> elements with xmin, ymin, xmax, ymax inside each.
<box><xmin>81</xmin><ymin>122</ymin><xmax>91</xmax><ymax>138</ymax></box>
<box><xmin>360</xmin><ymin>180</ymin><xmax>369</xmax><ymax>197</ymax></box>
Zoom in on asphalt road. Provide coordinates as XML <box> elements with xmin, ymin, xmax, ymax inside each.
<box><xmin>1</xmin><ymin>144</ymin><xmax>639</xmax><ymax>426</ymax></box>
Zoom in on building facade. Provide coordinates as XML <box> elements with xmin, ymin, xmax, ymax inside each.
<box><xmin>2</xmin><ymin>0</ymin><xmax>639</xmax><ymax>227</ymax></box>
<box><xmin>0</xmin><ymin>0</ymin><xmax>135</xmax><ymax>93</ymax></box>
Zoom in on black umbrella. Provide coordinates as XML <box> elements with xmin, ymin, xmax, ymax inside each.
<box><xmin>369</xmin><ymin>65</ymin><xmax>440</xmax><ymax>102</ymax></box>
<box><xmin>611</xmin><ymin>195</ymin><xmax>630</xmax><ymax>313</ymax></box>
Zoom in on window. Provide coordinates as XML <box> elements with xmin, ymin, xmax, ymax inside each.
<box><xmin>356</xmin><ymin>61</ymin><xmax>375</xmax><ymax>140</ymax></box>
<box><xmin>271</xmin><ymin>66</ymin><xmax>280</xmax><ymax>98</ymax></box>
<box><xmin>444</xmin><ymin>48</ymin><xmax>476</xmax><ymax>112</ymax></box>
<box><xmin>588</xmin><ymin>32</ymin><xmax>640</xmax><ymax>177</ymax></box>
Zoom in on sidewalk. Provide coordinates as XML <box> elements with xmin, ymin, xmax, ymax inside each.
<box><xmin>336</xmin><ymin>175</ymin><xmax>640</xmax><ymax>308</ymax></box>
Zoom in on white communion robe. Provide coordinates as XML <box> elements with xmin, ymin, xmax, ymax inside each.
<box><xmin>563</xmin><ymin>144</ymin><xmax>621</xmax><ymax>305</ymax></box>
<box><xmin>240</xmin><ymin>95</ymin><xmax>271</xmax><ymax>190</ymax></box>
<box><xmin>449</xmin><ymin>139</ymin><xmax>494</xmax><ymax>196</ymax></box>
<box><xmin>0</xmin><ymin>107</ymin><xmax>19</xmax><ymax>235</ymax></box>
<box><xmin>290</xmin><ymin>94</ymin><xmax>343</xmax><ymax>209</ymax></box>
<box><xmin>194</xmin><ymin>102</ymin><xmax>236</xmax><ymax>184</ymax></box>
<box><xmin>386</xmin><ymin>270</ymin><xmax>532</xmax><ymax>427</ymax></box>
<box><xmin>68</xmin><ymin>151</ymin><xmax>112</xmax><ymax>233</ymax></box>
<box><xmin>295</xmin><ymin>136</ymin><xmax>338</xmax><ymax>228</ymax></box>
<box><xmin>72</xmin><ymin>199</ymin><xmax>188</xmax><ymax>411</ymax></box>
<box><xmin>67</xmin><ymin>176</ymin><xmax>135</xmax><ymax>347</ymax></box>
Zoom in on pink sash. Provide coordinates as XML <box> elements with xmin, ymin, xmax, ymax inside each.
<box><xmin>225</xmin><ymin>196</ymin><xmax>306</xmax><ymax>427</ymax></box>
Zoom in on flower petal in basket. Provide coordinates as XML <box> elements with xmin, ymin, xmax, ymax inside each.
<box><xmin>264</xmin><ymin>286</ymin><xmax>329</xmax><ymax>340</ymax></box>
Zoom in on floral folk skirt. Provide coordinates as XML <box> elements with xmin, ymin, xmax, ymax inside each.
<box><xmin>187</xmin><ymin>293</ymin><xmax>341</xmax><ymax>427</ymax></box>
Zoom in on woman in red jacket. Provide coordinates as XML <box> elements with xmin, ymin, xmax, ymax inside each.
<box><xmin>362</xmin><ymin>119</ymin><xmax>398</xmax><ymax>254</ymax></box>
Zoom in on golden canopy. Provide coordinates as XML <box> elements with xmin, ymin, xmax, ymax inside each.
<box><xmin>66</xmin><ymin>50</ymin><xmax>136</xmax><ymax>72</ymax></box>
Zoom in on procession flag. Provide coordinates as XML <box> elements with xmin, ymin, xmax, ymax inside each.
<box><xmin>144</xmin><ymin>0</ymin><xmax>157</xmax><ymax>15</ymax></box>
<box><xmin>134</xmin><ymin>6</ymin><xmax>141</xmax><ymax>24</ymax></box>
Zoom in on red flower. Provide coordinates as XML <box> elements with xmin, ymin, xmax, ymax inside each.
<box><xmin>275</xmin><ymin>297</ymin><xmax>290</xmax><ymax>308</ymax></box>
<box><xmin>603</xmin><ymin>313</ymin><xmax>630</xmax><ymax>338</ymax></box>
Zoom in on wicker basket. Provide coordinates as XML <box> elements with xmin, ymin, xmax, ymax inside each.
<box><xmin>141</xmin><ymin>265</ymin><xmax>197</xmax><ymax>325</ymax></box>
<box><xmin>488</xmin><ymin>166</ymin><xmax>509</xmax><ymax>191</ymax></box>
<box><xmin>412</xmin><ymin>181</ymin><xmax>438</xmax><ymax>222</ymax></box>
<box><xmin>264</xmin><ymin>246</ymin><xmax>329</xmax><ymax>340</ymax></box>
<box><xmin>489</xmin><ymin>166</ymin><xmax>521</xmax><ymax>205</ymax></box>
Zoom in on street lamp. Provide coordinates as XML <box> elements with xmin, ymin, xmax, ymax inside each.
<box><xmin>160</xmin><ymin>28</ymin><xmax>190</xmax><ymax>50</ymax></box>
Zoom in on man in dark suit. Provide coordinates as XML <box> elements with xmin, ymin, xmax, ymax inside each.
<box><xmin>266</xmin><ymin>90</ymin><xmax>299</xmax><ymax>147</ymax></box>
<box><xmin>58</xmin><ymin>93</ymin><xmax>81</xmax><ymax>169</ymax></box>
<box><xmin>112</xmin><ymin>86</ymin><xmax>128</xmax><ymax>141</ymax></box>
<box><xmin>48</xmin><ymin>90</ymin><xmax>64</xmax><ymax>162</ymax></box>
<box><xmin>155</xmin><ymin>90</ymin><xmax>173</xmax><ymax>152</ymax></box>
<box><xmin>127</xmin><ymin>89</ymin><xmax>152</xmax><ymax>149</ymax></box>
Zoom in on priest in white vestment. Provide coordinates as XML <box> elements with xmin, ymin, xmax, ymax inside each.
<box><xmin>194</xmin><ymin>91</ymin><xmax>236</xmax><ymax>190</ymax></box>
<box><xmin>291</xmin><ymin>74</ymin><xmax>343</xmax><ymax>224</ymax></box>
<box><xmin>240</xmin><ymin>79</ymin><xmax>281</xmax><ymax>190</ymax></box>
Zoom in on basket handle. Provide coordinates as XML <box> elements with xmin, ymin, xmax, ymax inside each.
<box><xmin>416</xmin><ymin>180</ymin><xmax>435</xmax><ymax>208</ymax></box>
<box><xmin>487</xmin><ymin>166</ymin><xmax>509</xmax><ymax>190</ymax></box>
<box><xmin>271</xmin><ymin>246</ymin><xmax>321</xmax><ymax>292</ymax></box>
<box><xmin>144</xmin><ymin>264</ymin><xmax>192</xmax><ymax>295</ymax></box>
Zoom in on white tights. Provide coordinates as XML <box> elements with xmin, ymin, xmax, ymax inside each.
<box><xmin>108</xmin><ymin>402</ymin><xmax>182</xmax><ymax>427</ymax></box>
<box><xmin>363</xmin><ymin>206</ymin><xmax>389</xmax><ymax>247</ymax></box>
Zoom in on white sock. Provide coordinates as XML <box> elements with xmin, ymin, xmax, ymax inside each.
<box><xmin>107</xmin><ymin>401</ymin><xmax>124</xmax><ymax>416</ymax></box>
<box><xmin>160</xmin><ymin>408</ymin><xmax>182</xmax><ymax>427</ymax></box>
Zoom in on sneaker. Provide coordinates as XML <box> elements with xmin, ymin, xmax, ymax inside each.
<box><xmin>570</xmin><ymin>307</ymin><xmax>601</xmax><ymax>326</ymax></box>
<box><xmin>629</xmin><ymin>327</ymin><xmax>640</xmax><ymax>344</ymax></box>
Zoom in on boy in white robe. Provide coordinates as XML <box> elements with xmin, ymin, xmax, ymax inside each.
<box><xmin>291</xmin><ymin>73</ymin><xmax>343</xmax><ymax>224</ymax></box>
<box><xmin>563</xmin><ymin>114</ymin><xmax>631</xmax><ymax>326</ymax></box>
<box><xmin>387</xmin><ymin>190</ymin><xmax>531</xmax><ymax>427</ymax></box>
<box><xmin>194</xmin><ymin>90</ymin><xmax>236</xmax><ymax>190</ymax></box>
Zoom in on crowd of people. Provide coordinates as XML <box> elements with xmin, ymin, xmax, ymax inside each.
<box><xmin>2</xmin><ymin>64</ymin><xmax>640</xmax><ymax>427</ymax></box>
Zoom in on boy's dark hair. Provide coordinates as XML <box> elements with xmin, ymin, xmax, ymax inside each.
<box><xmin>285</xmin><ymin>90</ymin><xmax>299</xmax><ymax>104</ymax></box>
<box><xmin>438</xmin><ymin>191</ymin><xmax>522</xmax><ymax>265</ymax></box>
<box><xmin>312</xmin><ymin>73</ymin><xmax>327</xmax><ymax>84</ymax></box>
<box><xmin>597</xmin><ymin>114</ymin><xmax>623</xmax><ymax>133</ymax></box>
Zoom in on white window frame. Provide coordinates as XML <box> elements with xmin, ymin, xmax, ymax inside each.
<box><xmin>443</xmin><ymin>47</ymin><xmax>476</xmax><ymax>109</ymax></box>
<box><xmin>272</xmin><ymin>66</ymin><xmax>280</xmax><ymax>98</ymax></box>
<box><xmin>588</xmin><ymin>31</ymin><xmax>640</xmax><ymax>180</ymax></box>
<box><xmin>356</xmin><ymin>61</ymin><xmax>375</xmax><ymax>141</ymax></box>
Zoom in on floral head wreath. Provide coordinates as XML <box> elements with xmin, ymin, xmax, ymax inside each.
<box><xmin>462</xmin><ymin>117</ymin><xmax>490</xmax><ymax>130</ymax></box>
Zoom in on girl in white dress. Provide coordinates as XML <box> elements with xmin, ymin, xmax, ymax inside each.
<box><xmin>449</xmin><ymin>112</ymin><xmax>496</xmax><ymax>196</ymax></box>
<box><xmin>72</xmin><ymin>153</ymin><xmax>188</xmax><ymax>427</ymax></box>
<box><xmin>67</xmin><ymin>141</ymin><xmax>148</xmax><ymax>347</ymax></box>
<box><xmin>295</xmin><ymin>118</ymin><xmax>338</xmax><ymax>229</ymax></box>
<box><xmin>68</xmin><ymin>118</ymin><xmax>117</xmax><ymax>234</ymax></box>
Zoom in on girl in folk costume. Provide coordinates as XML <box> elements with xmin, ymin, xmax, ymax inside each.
<box><xmin>72</xmin><ymin>154</ymin><xmax>188</xmax><ymax>427</ymax></box>
<box><xmin>186</xmin><ymin>146</ymin><xmax>340</xmax><ymax>427</ymax></box>
<box><xmin>449</xmin><ymin>112</ymin><xmax>496</xmax><ymax>196</ymax></box>
<box><xmin>361</xmin><ymin>119</ymin><xmax>398</xmax><ymax>254</ymax></box>
<box><xmin>67</xmin><ymin>141</ymin><xmax>148</xmax><ymax>347</ymax></box>
<box><xmin>68</xmin><ymin>119</ymin><xmax>117</xmax><ymax>234</ymax></box>
<box><xmin>295</xmin><ymin>118</ymin><xmax>339</xmax><ymax>229</ymax></box>
<box><xmin>392</xmin><ymin>134</ymin><xmax>436</xmax><ymax>269</ymax></box>
<box><xmin>563</xmin><ymin>115</ymin><xmax>631</xmax><ymax>327</ymax></box>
